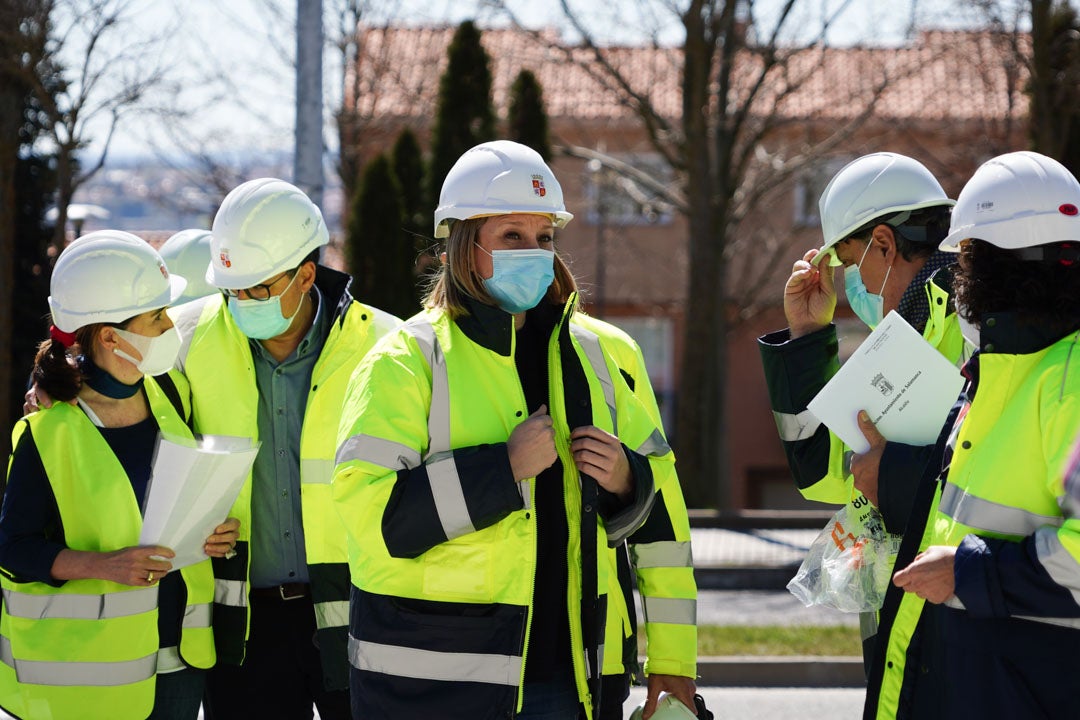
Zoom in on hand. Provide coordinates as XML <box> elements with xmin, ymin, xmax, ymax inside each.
<box><xmin>892</xmin><ymin>545</ymin><xmax>957</xmax><ymax>604</ymax></box>
<box><xmin>642</xmin><ymin>674</ymin><xmax>698</xmax><ymax>720</ymax></box>
<box><xmin>204</xmin><ymin>517</ymin><xmax>240</xmax><ymax>558</ymax></box>
<box><xmin>850</xmin><ymin>410</ymin><xmax>885</xmax><ymax>507</ymax></box>
<box><xmin>784</xmin><ymin>248</ymin><xmax>837</xmax><ymax>339</ymax></box>
<box><xmin>507</xmin><ymin>405</ymin><xmax>557</xmax><ymax>481</ymax></box>
<box><xmin>570</xmin><ymin>425</ymin><xmax>632</xmax><ymax>499</ymax></box>
<box><xmin>24</xmin><ymin>383</ymin><xmax>59</xmax><ymax>414</ymax></box>
<box><xmin>95</xmin><ymin>546</ymin><xmax>175</xmax><ymax>587</ymax></box>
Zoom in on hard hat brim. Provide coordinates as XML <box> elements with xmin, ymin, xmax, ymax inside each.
<box><xmin>821</xmin><ymin>198</ymin><xmax>955</xmax><ymax>253</ymax></box>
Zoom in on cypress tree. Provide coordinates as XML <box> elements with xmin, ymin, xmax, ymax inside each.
<box><xmin>427</xmin><ymin>20</ymin><xmax>496</xmax><ymax>209</ymax></box>
<box><xmin>346</xmin><ymin>153</ymin><xmax>421</xmax><ymax>320</ymax></box>
<box><xmin>507</xmin><ymin>69</ymin><xmax>551</xmax><ymax>161</ymax></box>
<box><xmin>392</xmin><ymin>128</ymin><xmax>426</xmax><ymax>238</ymax></box>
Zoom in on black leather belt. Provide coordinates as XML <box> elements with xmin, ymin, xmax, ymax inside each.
<box><xmin>250</xmin><ymin>582</ymin><xmax>310</xmax><ymax>601</ymax></box>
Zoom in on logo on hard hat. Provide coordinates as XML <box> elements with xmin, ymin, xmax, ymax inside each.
<box><xmin>219</xmin><ymin>250</ymin><xmax>232</xmax><ymax>268</ymax></box>
<box><xmin>1060</xmin><ymin>204</ymin><xmax>1079</xmax><ymax>216</ymax></box>
<box><xmin>158</xmin><ymin>262</ymin><xmax>169</xmax><ymax>279</ymax></box>
<box><xmin>531</xmin><ymin>175</ymin><xmax>546</xmax><ymax>198</ymax></box>
<box><xmin>976</xmin><ymin>201</ymin><xmax>995</xmax><ymax>213</ymax></box>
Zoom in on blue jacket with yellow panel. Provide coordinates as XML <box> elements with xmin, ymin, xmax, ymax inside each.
<box><xmin>865</xmin><ymin>317</ymin><xmax>1080</xmax><ymax>719</ymax></box>
<box><xmin>333</xmin><ymin>295</ymin><xmax>676</xmax><ymax>720</ymax></box>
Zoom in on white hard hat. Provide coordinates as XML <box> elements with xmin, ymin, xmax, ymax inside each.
<box><xmin>48</xmin><ymin>230</ymin><xmax>187</xmax><ymax>333</ymax></box>
<box><xmin>159</xmin><ymin>229</ymin><xmax>216</xmax><ymax>303</ymax></box>
<box><xmin>208</xmin><ymin>178</ymin><xmax>329</xmax><ymax>289</ymax></box>
<box><xmin>628</xmin><ymin>694</ymin><xmax>700</xmax><ymax>720</ymax></box>
<box><xmin>941</xmin><ymin>151</ymin><xmax>1080</xmax><ymax>251</ymax></box>
<box><xmin>818</xmin><ymin>152</ymin><xmax>955</xmax><ymax>251</ymax></box>
<box><xmin>433</xmin><ymin>140</ymin><xmax>574</xmax><ymax>239</ymax></box>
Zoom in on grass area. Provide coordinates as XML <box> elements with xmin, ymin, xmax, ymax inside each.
<box><xmin>640</xmin><ymin>625</ymin><xmax>862</xmax><ymax>656</ymax></box>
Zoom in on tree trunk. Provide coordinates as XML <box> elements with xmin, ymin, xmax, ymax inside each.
<box><xmin>675</xmin><ymin>1</ymin><xmax>728</xmax><ymax>509</ymax></box>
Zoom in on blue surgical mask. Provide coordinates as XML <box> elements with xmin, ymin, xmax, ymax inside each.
<box><xmin>844</xmin><ymin>241</ymin><xmax>891</xmax><ymax>329</ymax></box>
<box><xmin>227</xmin><ymin>272</ymin><xmax>303</xmax><ymax>339</ymax></box>
<box><xmin>478</xmin><ymin>247</ymin><xmax>555</xmax><ymax>314</ymax></box>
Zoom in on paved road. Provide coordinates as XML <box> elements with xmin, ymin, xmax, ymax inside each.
<box><xmin>625</xmin><ymin>686</ymin><xmax>866</xmax><ymax>719</ymax></box>
<box><xmin>695</xmin><ymin>589</ymin><xmax>857</xmax><ymax>626</ymax></box>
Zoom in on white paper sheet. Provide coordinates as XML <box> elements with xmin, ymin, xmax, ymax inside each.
<box><xmin>139</xmin><ymin>433</ymin><xmax>257</xmax><ymax>570</ymax></box>
<box><xmin>807</xmin><ymin>311</ymin><xmax>965</xmax><ymax>454</ymax></box>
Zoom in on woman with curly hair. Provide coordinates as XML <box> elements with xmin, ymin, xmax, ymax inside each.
<box><xmin>874</xmin><ymin>151</ymin><xmax>1080</xmax><ymax>720</ymax></box>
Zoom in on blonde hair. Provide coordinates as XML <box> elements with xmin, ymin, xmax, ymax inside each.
<box><xmin>423</xmin><ymin>216</ymin><xmax>578</xmax><ymax>318</ymax></box>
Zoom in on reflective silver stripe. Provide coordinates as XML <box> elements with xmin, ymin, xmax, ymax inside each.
<box><xmin>1035</xmin><ymin>527</ymin><xmax>1080</xmax><ymax>604</ymax></box>
<box><xmin>570</xmin><ymin>326</ymin><xmax>618</xmax><ymax>435</ymax></box>
<box><xmin>0</xmin><ymin>634</ymin><xmax>157</xmax><ymax>687</ymax></box>
<box><xmin>939</xmin><ymin>483</ymin><xmax>1062</xmax><ymax>537</ymax></box>
<box><xmin>300</xmin><ymin>458</ymin><xmax>335</xmax><ymax>485</ymax></box>
<box><xmin>183</xmin><ymin>602</ymin><xmax>212</xmax><ymax>629</ymax></box>
<box><xmin>641</xmin><ymin>596</ymin><xmax>696</xmax><ymax>625</ymax></box>
<box><xmin>427</xmin><ymin>452</ymin><xmax>476</xmax><ymax>540</ymax></box>
<box><xmin>773</xmin><ymin>409</ymin><xmax>821</xmax><ymax>442</ymax></box>
<box><xmin>315</xmin><ymin>600</ymin><xmax>349</xmax><ymax>630</ymax></box>
<box><xmin>157</xmin><ymin>646</ymin><xmax>184</xmax><ymax>673</ymax></box>
<box><xmin>404</xmin><ymin>320</ymin><xmax>451</xmax><ymax>456</ymax></box>
<box><xmin>336</xmin><ymin>434</ymin><xmax>422</xmax><ymax>470</ymax></box>
<box><xmin>597</xmin><ymin>643</ymin><xmax>604</xmax><ymax>674</ymax></box>
<box><xmin>632</xmin><ymin>541</ymin><xmax>693</xmax><ymax>569</ymax></box>
<box><xmin>214</xmin><ymin>579</ymin><xmax>247</xmax><ymax>608</ymax></box>
<box><xmin>348</xmin><ymin>636</ymin><xmax>523</xmax><ymax>686</ymax></box>
<box><xmin>2</xmin><ymin>587</ymin><xmax>158</xmax><ymax>620</ymax></box>
<box><xmin>636</xmin><ymin>428</ymin><xmax>671</xmax><ymax>458</ymax></box>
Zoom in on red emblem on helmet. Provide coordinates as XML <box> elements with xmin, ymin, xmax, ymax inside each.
<box><xmin>532</xmin><ymin>174</ymin><xmax>546</xmax><ymax>198</ymax></box>
<box><xmin>219</xmin><ymin>250</ymin><xmax>232</xmax><ymax>268</ymax></box>
<box><xmin>158</xmin><ymin>262</ymin><xmax>169</xmax><ymax>279</ymax></box>
<box><xmin>1060</xmin><ymin>204</ymin><xmax>1079</xmax><ymax>216</ymax></box>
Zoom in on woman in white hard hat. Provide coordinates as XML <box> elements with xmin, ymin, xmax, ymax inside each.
<box><xmin>333</xmin><ymin>141</ymin><xmax>695</xmax><ymax>720</ymax></box>
<box><xmin>0</xmin><ymin>231</ymin><xmax>239</xmax><ymax>720</ymax></box>
<box><xmin>881</xmin><ymin>152</ymin><xmax>1080</xmax><ymax>719</ymax></box>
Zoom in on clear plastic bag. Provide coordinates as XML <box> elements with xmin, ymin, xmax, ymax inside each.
<box><xmin>787</xmin><ymin>504</ymin><xmax>903</xmax><ymax>613</ymax></box>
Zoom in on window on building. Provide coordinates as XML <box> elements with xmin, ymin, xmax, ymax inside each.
<box><xmin>607</xmin><ymin>315</ymin><xmax>676</xmax><ymax>432</ymax></box>
<box><xmin>583</xmin><ymin>154</ymin><xmax>675</xmax><ymax>227</ymax></box>
<box><xmin>793</xmin><ymin>156</ymin><xmax>852</xmax><ymax>229</ymax></box>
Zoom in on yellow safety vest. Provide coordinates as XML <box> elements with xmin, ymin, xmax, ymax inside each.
<box><xmin>571</xmin><ymin>315</ymin><xmax>697</xmax><ymax>681</ymax></box>
<box><xmin>334</xmin><ymin>296</ymin><xmax>675</xmax><ymax>719</ymax></box>
<box><xmin>178</xmin><ymin>288</ymin><xmax>394</xmax><ymax>689</ymax></box>
<box><xmin>0</xmin><ymin>378</ymin><xmax>214</xmax><ymax>720</ymax></box>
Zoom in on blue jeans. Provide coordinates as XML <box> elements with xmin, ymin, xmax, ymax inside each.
<box><xmin>148</xmin><ymin>668</ymin><xmax>205</xmax><ymax>720</ymax></box>
<box><xmin>516</xmin><ymin>676</ymin><xmax>581</xmax><ymax>720</ymax></box>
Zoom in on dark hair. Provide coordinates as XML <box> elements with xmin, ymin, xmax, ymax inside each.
<box><xmin>296</xmin><ymin>248</ymin><xmax>320</xmax><ymax>272</ymax></box>
<box><xmin>850</xmin><ymin>205</ymin><xmax>952</xmax><ymax>261</ymax></box>
<box><xmin>32</xmin><ymin>319</ymin><xmax>131</xmax><ymax>403</ymax></box>
<box><xmin>954</xmin><ymin>239</ymin><xmax>1080</xmax><ymax>335</ymax></box>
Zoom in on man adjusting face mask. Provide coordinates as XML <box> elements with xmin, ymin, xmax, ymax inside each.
<box><xmin>844</xmin><ymin>239</ymin><xmax>892</xmax><ymax>328</ymax></box>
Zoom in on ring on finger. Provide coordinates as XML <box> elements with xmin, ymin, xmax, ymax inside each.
<box><xmin>147</xmin><ymin>571</ymin><xmax>154</xmax><ymax>584</ymax></box>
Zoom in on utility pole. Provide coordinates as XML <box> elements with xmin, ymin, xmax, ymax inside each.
<box><xmin>295</xmin><ymin>0</ymin><xmax>324</xmax><ymax>208</ymax></box>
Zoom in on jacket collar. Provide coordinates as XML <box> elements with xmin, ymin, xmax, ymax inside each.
<box><xmin>455</xmin><ymin>296</ymin><xmax>567</xmax><ymax>356</ymax></box>
<box><xmin>314</xmin><ymin>265</ymin><xmax>354</xmax><ymax>327</ymax></box>
<box><xmin>979</xmin><ymin>312</ymin><xmax>1080</xmax><ymax>355</ymax></box>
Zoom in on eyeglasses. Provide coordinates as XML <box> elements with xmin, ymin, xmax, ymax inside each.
<box><xmin>221</xmin><ymin>272</ymin><xmax>292</xmax><ymax>302</ymax></box>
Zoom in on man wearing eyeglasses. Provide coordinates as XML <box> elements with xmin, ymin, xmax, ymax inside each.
<box><xmin>757</xmin><ymin>153</ymin><xmax>968</xmax><ymax>719</ymax></box>
<box><xmin>170</xmin><ymin>178</ymin><xmax>401</xmax><ymax>719</ymax></box>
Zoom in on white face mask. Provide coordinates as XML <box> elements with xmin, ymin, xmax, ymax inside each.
<box><xmin>114</xmin><ymin>326</ymin><xmax>182</xmax><ymax>375</ymax></box>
